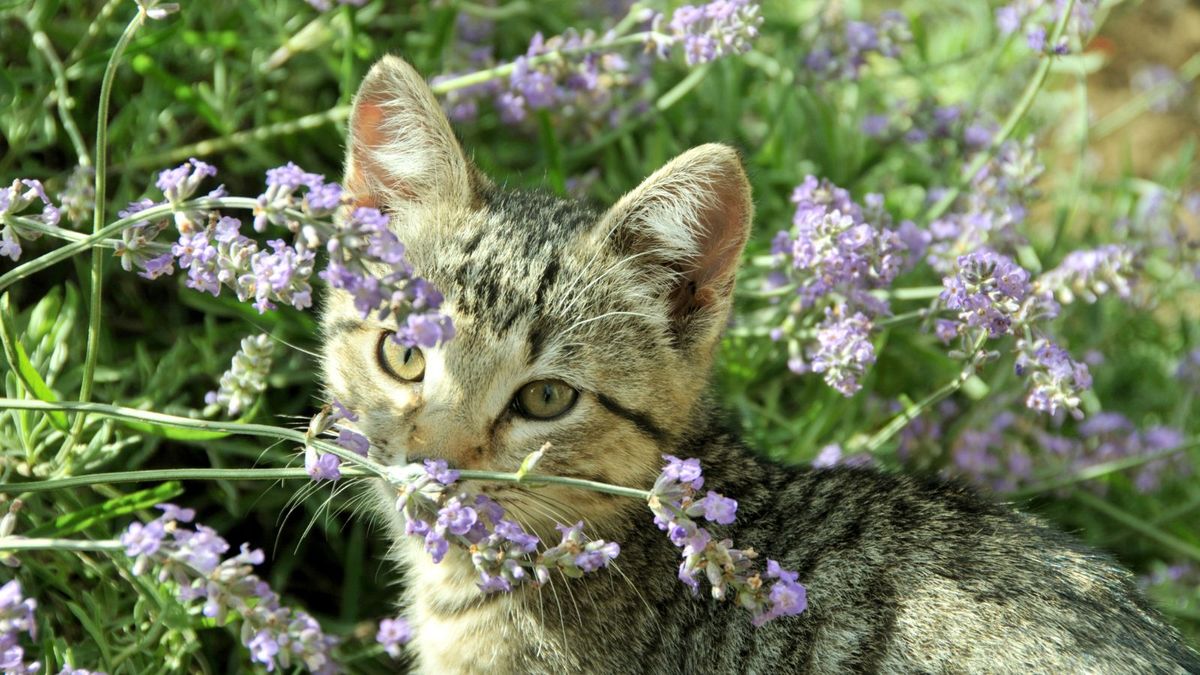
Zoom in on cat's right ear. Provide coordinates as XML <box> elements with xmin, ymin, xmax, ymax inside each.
<box><xmin>344</xmin><ymin>56</ymin><xmax>483</xmax><ymax>210</ymax></box>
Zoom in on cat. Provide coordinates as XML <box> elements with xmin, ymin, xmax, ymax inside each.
<box><xmin>320</xmin><ymin>56</ymin><xmax>1200</xmax><ymax>674</ymax></box>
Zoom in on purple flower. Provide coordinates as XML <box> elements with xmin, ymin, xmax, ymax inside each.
<box><xmin>801</xmin><ymin>9</ymin><xmax>910</xmax><ymax>81</ymax></box>
<box><xmin>660</xmin><ymin>455</ymin><xmax>704</xmax><ymax>490</ymax></box>
<box><xmin>157</xmin><ymin>503</ymin><xmax>196</xmax><ymax>523</ymax></box>
<box><xmin>861</xmin><ymin>114</ymin><xmax>890</xmax><ymax>137</ymax></box>
<box><xmin>120</xmin><ymin>505</ymin><xmax>337</xmax><ymax>671</ymax></box>
<box><xmin>335</xmin><ymin>428</ymin><xmax>370</xmax><ymax>456</ymax></box>
<box><xmin>1036</xmin><ymin>245</ymin><xmax>1134</xmax><ymax>304</ymax></box>
<box><xmin>247</xmin><ymin>239</ymin><xmax>316</xmax><ymax>312</ymax></box>
<box><xmin>331</xmin><ymin>399</ymin><xmax>359</xmax><ymax>423</ymax></box>
<box><xmin>1016</xmin><ymin>339</ymin><xmax>1092</xmax><ymax>418</ymax></box>
<box><xmin>0</xmin><ymin>579</ymin><xmax>39</xmax><ymax>673</ymax></box>
<box><xmin>649</xmin><ymin>456</ymin><xmax>807</xmax><ymax>623</ymax></box>
<box><xmin>940</xmin><ymin>249</ymin><xmax>1030</xmax><ymax>338</ymax></box>
<box><xmin>1131</xmin><ymin>65</ymin><xmax>1190</xmax><ymax>113</ymax></box>
<box><xmin>397</xmin><ymin>312</ymin><xmax>456</xmax><ymax>348</ymax></box>
<box><xmin>809</xmin><ymin>309</ymin><xmax>876</xmax><ymax>397</ymax></box>
<box><xmin>247</xmin><ymin>631</ymin><xmax>280</xmax><ymax>670</ymax></box>
<box><xmin>305</xmin><ymin>447</ymin><xmax>342</xmax><ymax>482</ymax></box>
<box><xmin>138</xmin><ymin>252</ymin><xmax>176</xmax><ymax>280</ymax></box>
<box><xmin>996</xmin><ymin>5</ymin><xmax>1022</xmax><ymax>34</ymax></box>
<box><xmin>696</xmin><ymin>491</ymin><xmax>737</xmax><ymax>525</ymax></box>
<box><xmin>574</xmin><ymin>542</ymin><xmax>621</xmax><ymax>573</ymax></box>
<box><xmin>664</xmin><ymin>0</ymin><xmax>763</xmax><ymax>66</ymax></box>
<box><xmin>121</xmin><ymin>520</ymin><xmax>166</xmax><ymax>557</ymax></box>
<box><xmin>436</xmin><ymin>498</ymin><xmax>479</xmax><ymax>536</ymax></box>
<box><xmin>424</xmin><ymin>530</ymin><xmax>450</xmax><ymax>563</ymax></box>
<box><xmin>377</xmin><ymin>617</ymin><xmax>412</xmax><ymax>658</ymax></box>
<box><xmin>751</xmin><ymin>559</ymin><xmax>808</xmax><ymax>626</ymax></box>
<box><xmin>423</xmin><ymin>459</ymin><xmax>460</xmax><ymax>486</ymax></box>
<box><xmin>1025</xmin><ymin>26</ymin><xmax>1047</xmax><ymax>52</ymax></box>
<box><xmin>487</xmin><ymin>519</ymin><xmax>536</xmax><ymax>555</ymax></box>
<box><xmin>0</xmin><ymin>178</ymin><xmax>64</xmax><ymax>261</ymax></box>
<box><xmin>772</xmin><ymin>175</ymin><xmax>904</xmax><ymax>322</ymax></box>
<box><xmin>812</xmin><ymin>443</ymin><xmax>843</xmax><ymax>468</ymax></box>
<box><xmin>157</xmin><ymin>158</ymin><xmax>217</xmax><ymax>204</ymax></box>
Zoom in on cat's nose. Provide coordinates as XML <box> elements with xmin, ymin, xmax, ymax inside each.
<box><xmin>405</xmin><ymin>425</ymin><xmax>487</xmax><ymax>470</ymax></box>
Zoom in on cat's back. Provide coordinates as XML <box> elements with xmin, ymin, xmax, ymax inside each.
<box><xmin>719</xmin><ymin>462</ymin><xmax>1200</xmax><ymax>673</ymax></box>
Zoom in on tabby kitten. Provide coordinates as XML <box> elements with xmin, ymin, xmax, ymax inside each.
<box><xmin>321</xmin><ymin>56</ymin><xmax>1200</xmax><ymax>674</ymax></box>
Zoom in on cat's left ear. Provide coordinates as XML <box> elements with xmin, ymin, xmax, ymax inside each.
<box><xmin>597</xmin><ymin>143</ymin><xmax>752</xmax><ymax>350</ymax></box>
<box><xmin>344</xmin><ymin>55</ymin><xmax>484</xmax><ymax>210</ymax></box>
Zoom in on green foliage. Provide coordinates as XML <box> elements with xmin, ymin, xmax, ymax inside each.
<box><xmin>0</xmin><ymin>0</ymin><xmax>1198</xmax><ymax>670</ymax></box>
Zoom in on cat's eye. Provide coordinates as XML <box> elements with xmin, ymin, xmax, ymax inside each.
<box><xmin>512</xmin><ymin>379</ymin><xmax>578</xmax><ymax>420</ymax></box>
<box><xmin>377</xmin><ymin>332</ymin><xmax>426</xmax><ymax>382</ymax></box>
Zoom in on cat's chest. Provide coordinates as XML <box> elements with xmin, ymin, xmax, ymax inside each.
<box><xmin>402</xmin><ymin>545</ymin><xmax>571</xmax><ymax>675</ymax></box>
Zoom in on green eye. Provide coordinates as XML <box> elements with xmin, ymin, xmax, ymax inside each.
<box><xmin>377</xmin><ymin>332</ymin><xmax>426</xmax><ymax>382</ymax></box>
<box><xmin>512</xmin><ymin>379</ymin><xmax>578</xmax><ymax>420</ymax></box>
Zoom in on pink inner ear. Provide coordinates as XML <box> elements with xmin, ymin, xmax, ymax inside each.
<box><xmin>356</xmin><ymin>101</ymin><xmax>387</xmax><ymax>149</ymax></box>
<box><xmin>667</xmin><ymin>172</ymin><xmax>750</xmax><ymax>323</ymax></box>
<box><xmin>347</xmin><ymin>100</ymin><xmax>419</xmax><ymax>206</ymax></box>
<box><xmin>690</xmin><ymin>170</ymin><xmax>751</xmax><ymax>300</ymax></box>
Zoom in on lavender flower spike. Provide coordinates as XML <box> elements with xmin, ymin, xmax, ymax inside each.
<box><xmin>0</xmin><ymin>178</ymin><xmax>63</xmax><ymax>261</ymax></box>
<box><xmin>1036</xmin><ymin>245</ymin><xmax>1135</xmax><ymax>305</ymax></box>
<box><xmin>0</xmin><ymin>579</ymin><xmax>40</xmax><ymax>674</ymax></box>
<box><xmin>120</xmin><ymin>505</ymin><xmax>338</xmax><ymax>672</ymax></box>
<box><xmin>205</xmin><ymin>334</ymin><xmax>275</xmax><ymax>417</ymax></box>
<box><xmin>661</xmin><ymin>0</ymin><xmax>764</xmax><ymax>66</ymax></box>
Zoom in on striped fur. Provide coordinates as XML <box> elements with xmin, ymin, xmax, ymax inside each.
<box><xmin>320</xmin><ymin>56</ymin><xmax>1200</xmax><ymax>674</ymax></box>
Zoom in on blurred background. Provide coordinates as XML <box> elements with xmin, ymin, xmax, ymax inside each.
<box><xmin>1</xmin><ymin>0</ymin><xmax>1198</xmax><ymax>671</ymax></box>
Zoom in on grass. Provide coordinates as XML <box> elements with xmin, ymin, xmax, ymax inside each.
<box><xmin>0</xmin><ymin>0</ymin><xmax>1197</xmax><ymax>671</ymax></box>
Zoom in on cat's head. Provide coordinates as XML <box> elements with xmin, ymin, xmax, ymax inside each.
<box><xmin>321</xmin><ymin>56</ymin><xmax>752</xmax><ymax>532</ymax></box>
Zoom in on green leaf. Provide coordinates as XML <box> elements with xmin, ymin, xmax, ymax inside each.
<box><xmin>0</xmin><ymin>293</ymin><xmax>68</xmax><ymax>430</ymax></box>
<box><xmin>13</xmin><ymin>341</ymin><xmax>68</xmax><ymax>430</ymax></box>
<box><xmin>27</xmin><ymin>482</ymin><xmax>184</xmax><ymax>538</ymax></box>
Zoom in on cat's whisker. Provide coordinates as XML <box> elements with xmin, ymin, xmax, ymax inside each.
<box><xmin>502</xmin><ymin>502</ymin><xmax>566</xmax><ymax>644</ymax></box>
<box><xmin>561</xmin><ymin>310</ymin><xmax>656</xmax><ymax>339</ymax></box>
<box><xmin>507</xmin><ymin>497</ymin><xmax>590</xmax><ymax>631</ymax></box>
<box><xmin>245</xmin><ymin>323</ymin><xmax>321</xmax><ymax>359</ymax></box>
<box><xmin>277</xmin><ymin>478</ymin><xmax>323</xmax><ymax>556</ymax></box>
<box><xmin>510</xmin><ymin>488</ymin><xmax>655</xmax><ymax>616</ymax></box>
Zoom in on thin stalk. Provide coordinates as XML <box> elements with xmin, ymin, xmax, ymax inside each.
<box><xmin>0</xmin><ymin>537</ymin><xmax>123</xmax><ymax>552</ymax></box>
<box><xmin>3</xmin><ymin>214</ymin><xmax>147</xmax><ymax>250</ymax></box>
<box><xmin>858</xmin><ymin>333</ymin><xmax>989</xmax><ymax>454</ymax></box>
<box><xmin>457</xmin><ymin>470</ymin><xmax>651</xmax><ymax>501</ymax></box>
<box><xmin>0</xmin><ymin>196</ymin><xmax>257</xmax><ymax>292</ymax></box>
<box><xmin>69</xmin><ymin>8</ymin><xmax>146</xmax><ymax>458</ymax></box>
<box><xmin>1009</xmin><ymin>441</ymin><xmax>1199</xmax><ymax>500</ymax></box>
<box><xmin>456</xmin><ymin>0</ymin><xmax>532</xmax><ymax>20</ymax></box>
<box><xmin>0</xmin><ymin>399</ymin><xmax>654</xmax><ymax>501</ymax></box>
<box><xmin>430</xmin><ymin>32</ymin><xmax>662</xmax><ymax>93</ymax></box>
<box><xmin>0</xmin><ymin>468</ymin><xmax>369</xmax><ymax>494</ymax></box>
<box><xmin>121</xmin><ymin>106</ymin><xmax>353</xmax><ymax>171</ymax></box>
<box><xmin>1</xmin><ymin>398</ymin><xmax>390</xmax><ymax>476</ymax></box>
<box><xmin>566</xmin><ymin>62</ymin><xmax>713</xmax><ymax>163</ymax></box>
<box><xmin>875</xmin><ymin>309</ymin><xmax>929</xmax><ymax>329</ymax></box>
<box><xmin>923</xmin><ymin>0</ymin><xmax>1076</xmax><ymax>225</ymax></box>
<box><xmin>125</xmin><ymin>29</ymin><xmax>667</xmax><ymax>170</ymax></box>
<box><xmin>29</xmin><ymin>29</ymin><xmax>91</xmax><ymax>167</ymax></box>
<box><xmin>880</xmin><ymin>286</ymin><xmax>944</xmax><ymax>301</ymax></box>
<box><xmin>1089</xmin><ymin>52</ymin><xmax>1200</xmax><ymax>141</ymax></box>
<box><xmin>1073</xmin><ymin>491</ymin><xmax>1200</xmax><ymax>564</ymax></box>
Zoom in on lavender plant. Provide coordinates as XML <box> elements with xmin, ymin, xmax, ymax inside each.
<box><xmin>1</xmin><ymin>0</ymin><xmax>1198</xmax><ymax>670</ymax></box>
